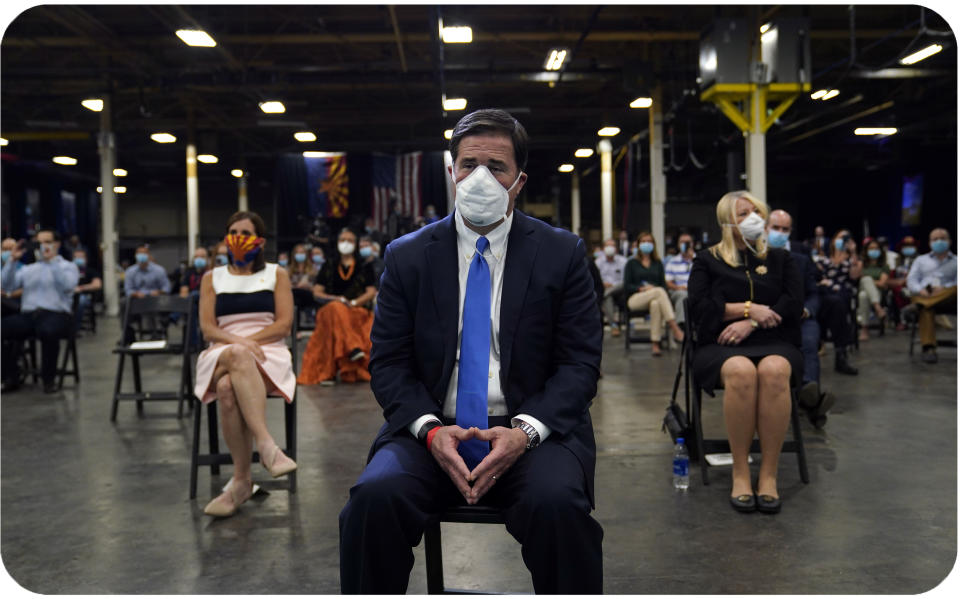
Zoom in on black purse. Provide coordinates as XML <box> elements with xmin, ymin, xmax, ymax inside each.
<box><xmin>661</xmin><ymin>327</ymin><xmax>691</xmax><ymax>442</ymax></box>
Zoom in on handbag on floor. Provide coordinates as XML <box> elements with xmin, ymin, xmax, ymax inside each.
<box><xmin>661</xmin><ymin>334</ymin><xmax>690</xmax><ymax>442</ymax></box>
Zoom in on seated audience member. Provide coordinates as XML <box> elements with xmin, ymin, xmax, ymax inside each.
<box><xmin>813</xmin><ymin>230</ymin><xmax>860</xmax><ymax>375</ymax></box>
<box><xmin>906</xmin><ymin>228</ymin><xmax>957</xmax><ymax>363</ymax></box>
<box><xmin>877</xmin><ymin>235</ymin><xmax>898</xmax><ymax>272</ymax></box>
<box><xmin>2</xmin><ymin>237</ymin><xmax>25</xmax><ymax>314</ymax></box>
<box><xmin>363</xmin><ymin>216</ymin><xmax>386</xmax><ymax>248</ymax></box>
<box><xmin>213</xmin><ymin>243</ymin><xmax>229</xmax><ymax>267</ymax></box>
<box><xmin>809</xmin><ymin>225</ymin><xmax>828</xmax><ymax>258</ymax></box>
<box><xmin>287</xmin><ymin>243</ymin><xmax>315</xmax><ymax>291</ymax></box>
<box><xmin>310</xmin><ymin>245</ymin><xmax>326</xmax><ymax>270</ymax></box>
<box><xmin>767</xmin><ymin>210</ymin><xmax>834</xmax><ymax>426</ymax></box>
<box><xmin>665</xmin><ymin>231</ymin><xmax>695</xmax><ymax>326</ymax></box>
<box><xmin>623</xmin><ymin>231</ymin><xmax>684</xmax><ymax>356</ymax></box>
<box><xmin>1</xmin><ymin>229</ymin><xmax>79</xmax><ymax>393</ymax></box>
<box><xmin>595</xmin><ymin>238</ymin><xmax>628</xmax><ymax>336</ymax></box>
<box><xmin>277</xmin><ymin>251</ymin><xmax>289</xmax><ymax>269</ymax></box>
<box><xmin>888</xmin><ymin>236</ymin><xmax>918</xmax><ymax>329</ymax></box>
<box><xmin>688</xmin><ymin>191</ymin><xmax>802</xmax><ymax>514</ymax></box>
<box><xmin>617</xmin><ymin>228</ymin><xmax>631</xmax><ymax>256</ymax></box>
<box><xmin>857</xmin><ymin>238</ymin><xmax>889</xmax><ymax>341</ymax></box>
<box><xmin>297</xmin><ymin>228</ymin><xmax>377</xmax><ymax>385</ymax></box>
<box><xmin>194</xmin><ymin>211</ymin><xmax>297</xmax><ymax>517</ymax></box>
<box><xmin>124</xmin><ymin>245</ymin><xmax>170</xmax><ymax>297</ymax></box>
<box><xmin>359</xmin><ymin>236</ymin><xmax>385</xmax><ymax>289</ymax></box>
<box><xmin>72</xmin><ymin>248</ymin><xmax>102</xmax><ymax>332</ymax></box>
<box><xmin>423</xmin><ymin>204</ymin><xmax>440</xmax><ymax>225</ymax></box>
<box><xmin>179</xmin><ymin>247</ymin><xmax>211</xmax><ymax>298</ymax></box>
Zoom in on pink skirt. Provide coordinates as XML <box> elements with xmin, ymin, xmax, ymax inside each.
<box><xmin>194</xmin><ymin>312</ymin><xmax>296</xmax><ymax>404</ymax></box>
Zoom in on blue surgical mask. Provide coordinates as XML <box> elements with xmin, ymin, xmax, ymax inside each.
<box><xmin>867</xmin><ymin>249</ymin><xmax>882</xmax><ymax>260</ymax></box>
<box><xmin>1</xmin><ymin>250</ymin><xmax>10</xmax><ymax>264</ymax></box>
<box><xmin>834</xmin><ymin>238</ymin><xmax>845</xmax><ymax>251</ymax></box>
<box><xmin>593</xmin><ymin>250</ymin><xmax>603</xmax><ymax>259</ymax></box>
<box><xmin>278</xmin><ymin>259</ymin><xmax>289</xmax><ymax>267</ymax></box>
<box><xmin>73</xmin><ymin>257</ymin><xmax>86</xmax><ymax>268</ymax></box>
<box><xmin>679</xmin><ymin>242</ymin><xmax>688</xmax><ymax>253</ymax></box>
<box><xmin>359</xmin><ymin>247</ymin><xmax>373</xmax><ymax>258</ymax></box>
<box><xmin>193</xmin><ymin>257</ymin><xmax>207</xmax><ymax>269</ymax></box>
<box><xmin>312</xmin><ymin>254</ymin><xmax>325</xmax><ymax>265</ymax></box>
<box><xmin>135</xmin><ymin>253</ymin><xmax>149</xmax><ymax>264</ymax></box>
<box><xmin>931</xmin><ymin>239</ymin><xmax>950</xmax><ymax>254</ymax></box>
<box><xmin>902</xmin><ymin>246</ymin><xmax>916</xmax><ymax>257</ymax></box>
<box><xmin>639</xmin><ymin>242</ymin><xmax>654</xmax><ymax>255</ymax></box>
<box><xmin>216</xmin><ymin>255</ymin><xmax>229</xmax><ymax>266</ymax></box>
<box><xmin>294</xmin><ymin>253</ymin><xmax>306</xmax><ymax>263</ymax></box>
<box><xmin>767</xmin><ymin>230</ymin><xmax>790</xmax><ymax>249</ymax></box>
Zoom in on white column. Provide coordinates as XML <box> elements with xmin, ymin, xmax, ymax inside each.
<box><xmin>186</xmin><ymin>143</ymin><xmax>199</xmax><ymax>258</ymax></box>
<box><xmin>746</xmin><ymin>87</ymin><xmax>766</xmax><ymax>201</ymax></box>
<box><xmin>571</xmin><ymin>169</ymin><xmax>581</xmax><ymax>237</ymax></box>
<box><xmin>238</xmin><ymin>175</ymin><xmax>249</xmax><ymax>212</ymax></box>
<box><xmin>97</xmin><ymin>96</ymin><xmax>119</xmax><ymax>317</ymax></box>
<box><xmin>598</xmin><ymin>139</ymin><xmax>614</xmax><ymax>242</ymax></box>
<box><xmin>649</xmin><ymin>91</ymin><xmax>667</xmax><ymax>253</ymax></box>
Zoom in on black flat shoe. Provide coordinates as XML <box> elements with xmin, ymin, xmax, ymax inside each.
<box><xmin>730</xmin><ymin>494</ymin><xmax>756</xmax><ymax>513</ymax></box>
<box><xmin>757</xmin><ymin>494</ymin><xmax>782</xmax><ymax>514</ymax></box>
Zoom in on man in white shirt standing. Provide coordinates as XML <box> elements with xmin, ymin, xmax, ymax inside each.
<box><xmin>595</xmin><ymin>238</ymin><xmax>627</xmax><ymax>336</ymax></box>
<box><xmin>339</xmin><ymin>109</ymin><xmax>603</xmax><ymax>594</ymax></box>
<box><xmin>906</xmin><ymin>228</ymin><xmax>957</xmax><ymax>363</ymax></box>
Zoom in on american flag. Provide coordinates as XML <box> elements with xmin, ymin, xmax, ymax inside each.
<box><xmin>371</xmin><ymin>152</ymin><xmax>422</xmax><ymax>231</ymax></box>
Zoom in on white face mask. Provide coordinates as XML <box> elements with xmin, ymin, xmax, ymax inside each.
<box><xmin>737</xmin><ymin>212</ymin><xmax>766</xmax><ymax>242</ymax></box>
<box><xmin>603</xmin><ymin>245</ymin><xmax>616</xmax><ymax>257</ymax></box>
<box><xmin>455</xmin><ymin>165</ymin><xmax>521</xmax><ymax>227</ymax></box>
<box><xmin>338</xmin><ymin>241</ymin><xmax>355</xmax><ymax>256</ymax></box>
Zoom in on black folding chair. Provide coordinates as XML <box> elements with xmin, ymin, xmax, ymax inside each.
<box><xmin>682</xmin><ymin>299</ymin><xmax>809</xmax><ymax>486</ymax></box>
<box><xmin>110</xmin><ymin>295</ymin><xmax>196</xmax><ymax>421</ymax></box>
<box><xmin>620</xmin><ymin>292</ymin><xmax>653</xmax><ymax>351</ymax></box>
<box><xmin>424</xmin><ymin>505</ymin><xmax>509</xmax><ymax>594</ymax></box>
<box><xmin>188</xmin><ymin>303</ymin><xmax>301</xmax><ymax>499</ymax></box>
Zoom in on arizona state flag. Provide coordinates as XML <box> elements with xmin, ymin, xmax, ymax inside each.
<box><xmin>305</xmin><ymin>155</ymin><xmax>349</xmax><ymax>218</ymax></box>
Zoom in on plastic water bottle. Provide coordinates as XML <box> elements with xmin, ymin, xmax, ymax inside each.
<box><xmin>673</xmin><ymin>437</ymin><xmax>690</xmax><ymax>491</ymax></box>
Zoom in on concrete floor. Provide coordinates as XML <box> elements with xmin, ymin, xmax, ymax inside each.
<box><xmin>1</xmin><ymin>315</ymin><xmax>956</xmax><ymax>594</ymax></box>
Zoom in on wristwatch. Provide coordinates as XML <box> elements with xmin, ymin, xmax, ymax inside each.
<box><xmin>416</xmin><ymin>420</ymin><xmax>442</xmax><ymax>444</ymax></box>
<box><xmin>513</xmin><ymin>420</ymin><xmax>541</xmax><ymax>450</ymax></box>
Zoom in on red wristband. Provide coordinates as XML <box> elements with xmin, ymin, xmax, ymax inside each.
<box><xmin>426</xmin><ymin>426</ymin><xmax>440</xmax><ymax>452</ymax></box>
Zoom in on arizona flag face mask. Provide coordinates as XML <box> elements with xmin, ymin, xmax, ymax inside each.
<box><xmin>224</xmin><ymin>233</ymin><xmax>265</xmax><ymax>267</ymax></box>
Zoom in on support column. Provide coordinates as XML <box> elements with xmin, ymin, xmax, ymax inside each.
<box><xmin>238</xmin><ymin>175</ymin><xmax>249</xmax><ymax>212</ymax></box>
<box><xmin>598</xmin><ymin>139</ymin><xmax>614</xmax><ymax>242</ymax></box>
<box><xmin>649</xmin><ymin>87</ymin><xmax>667</xmax><ymax>253</ymax></box>
<box><xmin>571</xmin><ymin>169</ymin><xmax>581</xmax><ymax>237</ymax></box>
<box><xmin>746</xmin><ymin>86</ymin><xmax>767</xmax><ymax>201</ymax></box>
<box><xmin>97</xmin><ymin>96</ymin><xmax>119</xmax><ymax>317</ymax></box>
<box><xmin>186</xmin><ymin>120</ymin><xmax>199</xmax><ymax>259</ymax></box>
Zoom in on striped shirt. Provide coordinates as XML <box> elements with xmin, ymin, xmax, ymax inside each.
<box><xmin>664</xmin><ymin>253</ymin><xmax>694</xmax><ymax>287</ymax></box>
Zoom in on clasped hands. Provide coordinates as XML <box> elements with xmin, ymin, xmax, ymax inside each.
<box><xmin>430</xmin><ymin>425</ymin><xmax>528</xmax><ymax>504</ymax></box>
<box><xmin>717</xmin><ymin>303</ymin><xmax>781</xmax><ymax>346</ymax></box>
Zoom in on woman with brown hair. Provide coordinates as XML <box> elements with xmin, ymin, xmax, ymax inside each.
<box><xmin>287</xmin><ymin>243</ymin><xmax>316</xmax><ymax>291</ymax></box>
<box><xmin>194</xmin><ymin>211</ymin><xmax>297</xmax><ymax>517</ymax></box>
<box><xmin>623</xmin><ymin>231</ymin><xmax>684</xmax><ymax>356</ymax></box>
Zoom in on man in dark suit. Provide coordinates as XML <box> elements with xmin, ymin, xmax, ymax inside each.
<box><xmin>767</xmin><ymin>209</ymin><xmax>834</xmax><ymax>426</ymax></box>
<box><xmin>339</xmin><ymin>109</ymin><xmax>603</xmax><ymax>593</ymax></box>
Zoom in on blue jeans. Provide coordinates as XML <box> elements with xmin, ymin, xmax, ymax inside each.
<box><xmin>800</xmin><ymin>317</ymin><xmax>820</xmax><ymax>386</ymax></box>
<box><xmin>75</xmin><ymin>293</ymin><xmax>92</xmax><ymax>331</ymax></box>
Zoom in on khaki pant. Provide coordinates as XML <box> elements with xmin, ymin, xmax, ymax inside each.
<box><xmin>912</xmin><ymin>286</ymin><xmax>957</xmax><ymax>347</ymax></box>
<box><xmin>627</xmin><ymin>287</ymin><xmax>675</xmax><ymax>342</ymax></box>
<box><xmin>857</xmin><ymin>276</ymin><xmax>882</xmax><ymax>324</ymax></box>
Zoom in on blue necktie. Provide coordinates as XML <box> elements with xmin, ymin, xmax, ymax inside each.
<box><xmin>456</xmin><ymin>236</ymin><xmax>491</xmax><ymax>470</ymax></box>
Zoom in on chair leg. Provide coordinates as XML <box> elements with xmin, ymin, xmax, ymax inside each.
<box><xmin>790</xmin><ymin>389</ymin><xmax>810</xmax><ymax>484</ymax></box>
<box><xmin>207</xmin><ymin>402</ymin><xmax>221</xmax><ymax>476</ymax></box>
<box><xmin>424</xmin><ymin>520</ymin><xmax>444</xmax><ymax>594</ymax></box>
<box><xmin>285</xmin><ymin>398</ymin><xmax>297</xmax><ymax>493</ymax></box>
<box><xmin>693</xmin><ymin>386</ymin><xmax>709</xmax><ymax>486</ymax></box>
<box><xmin>190</xmin><ymin>398</ymin><xmax>203</xmax><ymax>499</ymax></box>
<box><xmin>132</xmin><ymin>355</ymin><xmax>144</xmax><ymax>415</ymax></box>
<box><xmin>111</xmin><ymin>352</ymin><xmax>125</xmax><ymax>422</ymax></box>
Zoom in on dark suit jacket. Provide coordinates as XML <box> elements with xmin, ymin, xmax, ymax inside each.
<box><xmin>367</xmin><ymin>210</ymin><xmax>602</xmax><ymax>504</ymax></box>
<box><xmin>789</xmin><ymin>243</ymin><xmax>822</xmax><ymax>319</ymax></box>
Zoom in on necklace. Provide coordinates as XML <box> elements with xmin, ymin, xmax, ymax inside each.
<box><xmin>338</xmin><ymin>261</ymin><xmax>355</xmax><ymax>281</ymax></box>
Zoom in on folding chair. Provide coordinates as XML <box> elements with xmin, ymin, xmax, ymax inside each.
<box><xmin>110</xmin><ymin>295</ymin><xmax>196</xmax><ymax>421</ymax></box>
<box><xmin>188</xmin><ymin>303</ymin><xmax>301</xmax><ymax>499</ymax></box>
<box><xmin>424</xmin><ymin>505</ymin><xmax>509</xmax><ymax>594</ymax></box>
<box><xmin>681</xmin><ymin>299</ymin><xmax>809</xmax><ymax>486</ymax></box>
<box><xmin>620</xmin><ymin>293</ymin><xmax>653</xmax><ymax>351</ymax></box>
<box><xmin>904</xmin><ymin>301</ymin><xmax>957</xmax><ymax>357</ymax></box>
<box><xmin>56</xmin><ymin>293</ymin><xmax>82</xmax><ymax>388</ymax></box>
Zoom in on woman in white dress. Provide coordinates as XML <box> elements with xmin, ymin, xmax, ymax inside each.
<box><xmin>194</xmin><ymin>211</ymin><xmax>298</xmax><ymax>517</ymax></box>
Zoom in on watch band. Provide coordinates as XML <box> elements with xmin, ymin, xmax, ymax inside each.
<box><xmin>417</xmin><ymin>420</ymin><xmax>442</xmax><ymax>444</ymax></box>
<box><xmin>514</xmin><ymin>420</ymin><xmax>541</xmax><ymax>450</ymax></box>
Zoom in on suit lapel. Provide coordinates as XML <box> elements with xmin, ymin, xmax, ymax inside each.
<box><xmin>499</xmin><ymin>210</ymin><xmax>539</xmax><ymax>392</ymax></box>
<box><xmin>425</xmin><ymin>215</ymin><xmax>460</xmax><ymax>394</ymax></box>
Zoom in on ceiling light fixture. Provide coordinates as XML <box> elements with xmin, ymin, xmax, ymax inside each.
<box><xmin>443</xmin><ymin>97</ymin><xmax>467</xmax><ymax>111</ymax></box>
<box><xmin>303</xmin><ymin>151</ymin><xmax>345</xmax><ymax>158</ymax></box>
<box><xmin>114</xmin><ymin>186</ymin><xmax>127</xmax><ymax>194</ymax></box>
<box><xmin>597</xmin><ymin>127</ymin><xmax>621</xmax><ymax>137</ymax></box>
<box><xmin>558</xmin><ymin>164</ymin><xmax>575</xmax><ymax>173</ymax></box>
<box><xmin>441</xmin><ymin>26</ymin><xmax>473</xmax><ymax>43</ymax></box>
<box><xmin>231</xmin><ymin>169</ymin><xmax>244</xmax><ymax>178</ymax></box>
<box><xmin>544</xmin><ymin>48</ymin><xmax>568</xmax><ymax>71</ymax></box>
<box><xmin>629</xmin><ymin>97</ymin><xmax>653</xmax><ymax>109</ymax></box>
<box><xmin>854</xmin><ymin>127</ymin><xmax>898</xmax><ymax>136</ymax></box>
<box><xmin>294</xmin><ymin>131</ymin><xmax>317</xmax><ymax>142</ymax></box>
<box><xmin>259</xmin><ymin>101</ymin><xmax>286</xmax><ymax>114</ymax></box>
<box><xmin>821</xmin><ymin>89</ymin><xmax>840</xmax><ymax>100</ymax></box>
<box><xmin>151</xmin><ymin>133</ymin><xmax>177</xmax><ymax>143</ymax></box>
<box><xmin>197</xmin><ymin>154</ymin><xmax>218</xmax><ymax>164</ymax></box>
<box><xmin>175</xmin><ymin>29</ymin><xmax>217</xmax><ymax>47</ymax></box>
<box><xmin>52</xmin><ymin>156</ymin><xmax>77</xmax><ymax>165</ymax></box>
<box><xmin>900</xmin><ymin>44</ymin><xmax>943</xmax><ymax>65</ymax></box>
<box><xmin>81</xmin><ymin>98</ymin><xmax>104</xmax><ymax>112</ymax></box>
<box><xmin>113</xmin><ymin>168</ymin><xmax>127</xmax><ymax>177</ymax></box>
<box><xmin>574</xmin><ymin>148</ymin><xmax>594</xmax><ymax>158</ymax></box>
<box><xmin>444</xmin><ymin>129</ymin><xmax>453</xmax><ymax>140</ymax></box>
<box><xmin>760</xmin><ymin>23</ymin><xmax>771</xmax><ymax>34</ymax></box>
<box><xmin>810</xmin><ymin>89</ymin><xmax>827</xmax><ymax>100</ymax></box>
<box><xmin>0</xmin><ymin>137</ymin><xmax>8</xmax><ymax>146</ymax></box>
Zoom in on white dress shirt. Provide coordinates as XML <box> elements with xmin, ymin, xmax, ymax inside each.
<box><xmin>408</xmin><ymin>209</ymin><xmax>552</xmax><ymax>443</ymax></box>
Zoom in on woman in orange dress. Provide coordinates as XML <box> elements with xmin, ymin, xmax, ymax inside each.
<box><xmin>297</xmin><ymin>228</ymin><xmax>377</xmax><ymax>385</ymax></box>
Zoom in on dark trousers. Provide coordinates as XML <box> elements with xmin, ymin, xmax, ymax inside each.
<box><xmin>800</xmin><ymin>317</ymin><xmax>821</xmax><ymax>386</ymax></box>
<box><xmin>339</xmin><ymin>431</ymin><xmax>603</xmax><ymax>594</ymax></box>
<box><xmin>818</xmin><ymin>291</ymin><xmax>853</xmax><ymax>348</ymax></box>
<box><xmin>1</xmin><ymin>310</ymin><xmax>72</xmax><ymax>384</ymax></box>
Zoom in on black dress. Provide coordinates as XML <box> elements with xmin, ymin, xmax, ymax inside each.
<box><xmin>687</xmin><ymin>247</ymin><xmax>804</xmax><ymax>394</ymax></box>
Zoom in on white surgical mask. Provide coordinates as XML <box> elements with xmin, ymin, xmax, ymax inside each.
<box><xmin>737</xmin><ymin>212</ymin><xmax>766</xmax><ymax>242</ymax></box>
<box><xmin>338</xmin><ymin>241</ymin><xmax>355</xmax><ymax>256</ymax></box>
<box><xmin>603</xmin><ymin>246</ymin><xmax>616</xmax><ymax>257</ymax></box>
<box><xmin>455</xmin><ymin>165</ymin><xmax>521</xmax><ymax>227</ymax></box>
